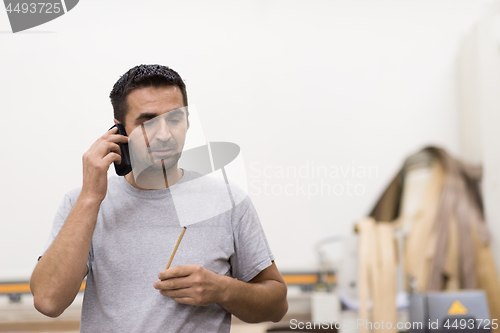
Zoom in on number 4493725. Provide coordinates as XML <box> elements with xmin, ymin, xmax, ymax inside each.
<box><xmin>444</xmin><ymin>319</ymin><xmax>498</xmax><ymax>330</ymax></box>
<box><xmin>6</xmin><ymin>3</ymin><xmax>62</xmax><ymax>14</ymax></box>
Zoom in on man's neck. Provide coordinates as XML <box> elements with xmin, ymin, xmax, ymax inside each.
<box><xmin>124</xmin><ymin>167</ymin><xmax>184</xmax><ymax>190</ymax></box>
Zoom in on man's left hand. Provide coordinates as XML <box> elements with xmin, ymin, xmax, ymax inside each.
<box><xmin>154</xmin><ymin>265</ymin><xmax>228</xmax><ymax>306</ymax></box>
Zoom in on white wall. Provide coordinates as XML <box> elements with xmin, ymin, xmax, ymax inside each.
<box><xmin>459</xmin><ymin>12</ymin><xmax>500</xmax><ymax>275</ymax></box>
<box><xmin>0</xmin><ymin>0</ymin><xmax>494</xmax><ymax>280</ymax></box>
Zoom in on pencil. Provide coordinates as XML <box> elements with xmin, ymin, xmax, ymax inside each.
<box><xmin>166</xmin><ymin>227</ymin><xmax>187</xmax><ymax>269</ymax></box>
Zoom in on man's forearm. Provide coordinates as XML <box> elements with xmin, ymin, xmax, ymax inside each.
<box><xmin>30</xmin><ymin>196</ymin><xmax>100</xmax><ymax>317</ymax></box>
<box><xmin>218</xmin><ymin>276</ymin><xmax>288</xmax><ymax>323</ymax></box>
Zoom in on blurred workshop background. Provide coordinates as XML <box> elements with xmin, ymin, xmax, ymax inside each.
<box><xmin>1</xmin><ymin>0</ymin><xmax>500</xmax><ymax>332</ymax></box>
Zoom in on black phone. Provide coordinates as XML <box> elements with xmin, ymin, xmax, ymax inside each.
<box><xmin>109</xmin><ymin>124</ymin><xmax>132</xmax><ymax>176</ymax></box>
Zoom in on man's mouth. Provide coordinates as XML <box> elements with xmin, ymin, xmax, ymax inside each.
<box><xmin>152</xmin><ymin>148</ymin><xmax>174</xmax><ymax>157</ymax></box>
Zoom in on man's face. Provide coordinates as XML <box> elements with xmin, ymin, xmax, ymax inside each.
<box><xmin>121</xmin><ymin>85</ymin><xmax>188</xmax><ymax>172</ymax></box>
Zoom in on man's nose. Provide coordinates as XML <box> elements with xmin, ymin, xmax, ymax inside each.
<box><xmin>153</xmin><ymin>120</ymin><xmax>172</xmax><ymax>141</ymax></box>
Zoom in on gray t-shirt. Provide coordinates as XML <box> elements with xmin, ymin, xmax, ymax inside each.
<box><xmin>42</xmin><ymin>170</ymin><xmax>274</xmax><ymax>332</ymax></box>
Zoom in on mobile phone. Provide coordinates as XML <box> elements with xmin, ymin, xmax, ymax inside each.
<box><xmin>109</xmin><ymin>124</ymin><xmax>132</xmax><ymax>176</ymax></box>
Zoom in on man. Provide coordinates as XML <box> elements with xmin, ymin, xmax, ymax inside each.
<box><xmin>30</xmin><ymin>64</ymin><xmax>288</xmax><ymax>332</ymax></box>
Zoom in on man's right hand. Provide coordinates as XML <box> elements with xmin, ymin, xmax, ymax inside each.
<box><xmin>80</xmin><ymin>126</ymin><xmax>129</xmax><ymax>202</ymax></box>
<box><xmin>31</xmin><ymin>127</ymin><xmax>127</xmax><ymax>317</ymax></box>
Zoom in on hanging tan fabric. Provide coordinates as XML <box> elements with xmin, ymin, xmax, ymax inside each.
<box><xmin>473</xmin><ymin>220</ymin><xmax>500</xmax><ymax>325</ymax></box>
<box><xmin>364</xmin><ymin>146</ymin><xmax>500</xmax><ymax>332</ymax></box>
<box><xmin>358</xmin><ymin>218</ymin><xmax>375</xmax><ymax>333</ymax></box>
<box><xmin>358</xmin><ymin>218</ymin><xmax>397</xmax><ymax>333</ymax></box>
<box><xmin>443</xmin><ymin>215</ymin><xmax>460</xmax><ymax>291</ymax></box>
<box><xmin>404</xmin><ymin>161</ymin><xmax>444</xmax><ymax>292</ymax></box>
<box><xmin>426</xmin><ymin>148</ymin><xmax>477</xmax><ymax>290</ymax></box>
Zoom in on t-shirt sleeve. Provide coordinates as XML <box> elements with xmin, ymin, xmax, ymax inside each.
<box><xmin>40</xmin><ymin>193</ymin><xmax>91</xmax><ymax>270</ymax></box>
<box><xmin>230</xmin><ymin>196</ymin><xmax>275</xmax><ymax>282</ymax></box>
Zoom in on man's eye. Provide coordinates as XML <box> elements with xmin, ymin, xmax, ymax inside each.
<box><xmin>141</xmin><ymin>118</ymin><xmax>155</xmax><ymax>125</ymax></box>
<box><xmin>169</xmin><ymin>119</ymin><xmax>180</xmax><ymax>124</ymax></box>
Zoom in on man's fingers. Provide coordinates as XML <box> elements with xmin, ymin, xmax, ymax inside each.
<box><xmin>89</xmin><ymin>130</ymin><xmax>127</xmax><ymax>153</ymax></box>
<box><xmin>158</xmin><ymin>265</ymin><xmax>200</xmax><ymax>280</ymax></box>
<box><xmin>158</xmin><ymin>287</ymin><xmax>191</xmax><ymax>298</ymax></box>
<box><xmin>154</xmin><ymin>277</ymin><xmax>192</xmax><ymax>291</ymax></box>
<box><xmin>89</xmin><ymin>142</ymin><xmax>120</xmax><ymax>162</ymax></box>
<box><xmin>155</xmin><ymin>265</ymin><xmax>217</xmax><ymax>307</ymax></box>
<box><xmin>100</xmin><ymin>126</ymin><xmax>119</xmax><ymax>140</ymax></box>
<box><xmin>158</xmin><ymin>289</ymin><xmax>199</xmax><ymax>306</ymax></box>
<box><xmin>102</xmin><ymin>127</ymin><xmax>128</xmax><ymax>143</ymax></box>
<box><xmin>83</xmin><ymin>128</ymin><xmax>128</xmax><ymax>173</ymax></box>
<box><xmin>102</xmin><ymin>152</ymin><xmax>121</xmax><ymax>166</ymax></box>
<box><xmin>108</xmin><ymin>142</ymin><xmax>121</xmax><ymax>156</ymax></box>
<box><xmin>170</xmin><ymin>297</ymin><xmax>195</xmax><ymax>306</ymax></box>
<box><xmin>108</xmin><ymin>133</ymin><xmax>129</xmax><ymax>144</ymax></box>
<box><xmin>107</xmin><ymin>126</ymin><xmax>118</xmax><ymax>135</ymax></box>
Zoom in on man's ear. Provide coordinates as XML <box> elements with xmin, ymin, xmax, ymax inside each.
<box><xmin>187</xmin><ymin>117</ymin><xmax>190</xmax><ymax>130</ymax></box>
<box><xmin>114</xmin><ymin>119</ymin><xmax>120</xmax><ymax>124</ymax></box>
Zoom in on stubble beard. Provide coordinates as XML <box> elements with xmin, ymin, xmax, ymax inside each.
<box><xmin>150</xmin><ymin>151</ymin><xmax>182</xmax><ymax>171</ymax></box>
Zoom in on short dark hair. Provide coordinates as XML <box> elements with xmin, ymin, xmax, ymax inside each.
<box><xmin>109</xmin><ymin>64</ymin><xmax>188</xmax><ymax>124</ymax></box>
